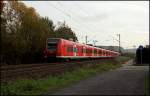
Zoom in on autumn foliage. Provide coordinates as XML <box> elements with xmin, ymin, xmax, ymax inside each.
<box><xmin>1</xmin><ymin>1</ymin><xmax>78</xmax><ymax>64</ymax></box>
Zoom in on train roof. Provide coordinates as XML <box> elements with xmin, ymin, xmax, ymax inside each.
<box><xmin>47</xmin><ymin>38</ymin><xmax>120</xmax><ymax>53</ymax></box>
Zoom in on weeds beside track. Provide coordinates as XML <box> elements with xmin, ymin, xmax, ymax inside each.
<box><xmin>1</xmin><ymin>58</ymin><xmax>115</xmax><ymax>82</ymax></box>
<box><xmin>1</xmin><ymin>56</ymin><xmax>131</xmax><ymax>83</ymax></box>
<box><xmin>1</xmin><ymin>56</ymin><xmax>131</xmax><ymax>95</ymax></box>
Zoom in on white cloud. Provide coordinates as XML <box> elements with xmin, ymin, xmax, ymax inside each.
<box><xmin>23</xmin><ymin>1</ymin><xmax>149</xmax><ymax>48</ymax></box>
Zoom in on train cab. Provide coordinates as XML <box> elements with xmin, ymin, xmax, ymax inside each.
<box><xmin>44</xmin><ymin>38</ymin><xmax>60</xmax><ymax>58</ymax></box>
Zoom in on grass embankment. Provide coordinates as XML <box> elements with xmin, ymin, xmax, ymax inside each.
<box><xmin>144</xmin><ymin>74</ymin><xmax>149</xmax><ymax>96</ymax></box>
<box><xmin>115</xmin><ymin>56</ymin><xmax>131</xmax><ymax>64</ymax></box>
<box><xmin>1</xmin><ymin>56</ymin><xmax>131</xmax><ymax>95</ymax></box>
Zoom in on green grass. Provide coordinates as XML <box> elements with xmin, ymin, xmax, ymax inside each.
<box><xmin>115</xmin><ymin>56</ymin><xmax>131</xmax><ymax>64</ymax></box>
<box><xmin>1</xmin><ymin>56</ymin><xmax>130</xmax><ymax>95</ymax></box>
<box><xmin>144</xmin><ymin>74</ymin><xmax>149</xmax><ymax>96</ymax></box>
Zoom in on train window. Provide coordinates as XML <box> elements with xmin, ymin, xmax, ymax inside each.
<box><xmin>99</xmin><ymin>50</ymin><xmax>102</xmax><ymax>54</ymax></box>
<box><xmin>85</xmin><ymin>49</ymin><xmax>87</xmax><ymax>53</ymax></box>
<box><xmin>67</xmin><ymin>47</ymin><xmax>73</xmax><ymax>52</ymax></box>
<box><xmin>84</xmin><ymin>49</ymin><xmax>86</xmax><ymax>53</ymax></box>
<box><xmin>86</xmin><ymin>49</ymin><xmax>88</xmax><ymax>53</ymax></box>
<box><xmin>73</xmin><ymin>47</ymin><xmax>78</xmax><ymax>52</ymax></box>
<box><xmin>90</xmin><ymin>50</ymin><xmax>92</xmax><ymax>53</ymax></box>
<box><xmin>103</xmin><ymin>51</ymin><xmax>106</xmax><ymax>55</ymax></box>
<box><xmin>82</xmin><ymin>48</ymin><xmax>86</xmax><ymax>53</ymax></box>
<box><xmin>87</xmin><ymin>49</ymin><xmax>92</xmax><ymax>53</ymax></box>
<box><xmin>86</xmin><ymin>49</ymin><xmax>90</xmax><ymax>53</ymax></box>
<box><xmin>88</xmin><ymin>49</ymin><xmax>91</xmax><ymax>53</ymax></box>
<box><xmin>47</xmin><ymin>43</ymin><xmax>57</xmax><ymax>51</ymax></box>
<box><xmin>94</xmin><ymin>49</ymin><xmax>97</xmax><ymax>54</ymax></box>
<box><xmin>47</xmin><ymin>38</ymin><xmax>60</xmax><ymax>43</ymax></box>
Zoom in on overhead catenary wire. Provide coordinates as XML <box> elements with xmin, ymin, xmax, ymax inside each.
<box><xmin>49</xmin><ymin>3</ymin><xmax>95</xmax><ymax>35</ymax></box>
<box><xmin>48</xmin><ymin>2</ymin><xmax>98</xmax><ymax>44</ymax></box>
<box><xmin>74</xmin><ymin>2</ymin><xmax>105</xmax><ymax>33</ymax></box>
<box><xmin>56</xmin><ymin>2</ymin><xmax>100</xmax><ymax>44</ymax></box>
<box><xmin>108</xmin><ymin>34</ymin><xmax>138</xmax><ymax>49</ymax></box>
<box><xmin>48</xmin><ymin>2</ymin><xmax>88</xmax><ymax>35</ymax></box>
<box><xmin>49</xmin><ymin>2</ymin><xmax>71</xmax><ymax>18</ymax></box>
<box><xmin>48</xmin><ymin>2</ymin><xmax>139</xmax><ymax>48</ymax></box>
<box><xmin>55</xmin><ymin>2</ymin><xmax>98</xmax><ymax>34</ymax></box>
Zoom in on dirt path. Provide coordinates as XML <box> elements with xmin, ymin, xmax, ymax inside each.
<box><xmin>49</xmin><ymin>60</ymin><xmax>149</xmax><ymax>95</ymax></box>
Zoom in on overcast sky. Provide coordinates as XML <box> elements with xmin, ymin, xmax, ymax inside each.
<box><xmin>23</xmin><ymin>1</ymin><xmax>149</xmax><ymax>49</ymax></box>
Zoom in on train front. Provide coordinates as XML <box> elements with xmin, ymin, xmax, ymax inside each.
<box><xmin>44</xmin><ymin>38</ymin><xmax>60</xmax><ymax>60</ymax></box>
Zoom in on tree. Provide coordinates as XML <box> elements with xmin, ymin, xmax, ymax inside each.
<box><xmin>1</xmin><ymin>1</ymin><xmax>78</xmax><ymax>64</ymax></box>
<box><xmin>0</xmin><ymin>0</ymin><xmax>4</xmax><ymax>63</ymax></box>
<box><xmin>55</xmin><ymin>21</ymin><xmax>78</xmax><ymax>42</ymax></box>
<box><xmin>1</xmin><ymin>1</ymin><xmax>56</xmax><ymax>64</ymax></box>
<box><xmin>1</xmin><ymin>1</ymin><xmax>22</xmax><ymax>64</ymax></box>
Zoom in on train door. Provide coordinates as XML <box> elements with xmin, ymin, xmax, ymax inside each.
<box><xmin>102</xmin><ymin>50</ymin><xmax>104</xmax><ymax>57</ymax></box>
<box><xmin>97</xmin><ymin>49</ymin><xmax>98</xmax><ymax>56</ymax></box>
<box><xmin>73</xmin><ymin>44</ymin><xmax>77</xmax><ymax>57</ymax></box>
<box><xmin>99</xmin><ymin>49</ymin><xmax>102</xmax><ymax>57</ymax></box>
<box><xmin>94</xmin><ymin>49</ymin><xmax>97</xmax><ymax>57</ymax></box>
<box><xmin>83</xmin><ymin>46</ymin><xmax>86</xmax><ymax>57</ymax></box>
<box><xmin>77</xmin><ymin>45</ymin><xmax>82</xmax><ymax>56</ymax></box>
<box><xmin>76</xmin><ymin>45</ymin><xmax>79</xmax><ymax>56</ymax></box>
<box><xmin>66</xmin><ymin>45</ymin><xmax>73</xmax><ymax>57</ymax></box>
<box><xmin>92</xmin><ymin>48</ymin><xmax>94</xmax><ymax>57</ymax></box>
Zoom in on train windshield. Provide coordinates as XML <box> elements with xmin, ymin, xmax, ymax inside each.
<box><xmin>47</xmin><ymin>43</ymin><xmax>57</xmax><ymax>51</ymax></box>
<box><xmin>47</xmin><ymin>38</ymin><xmax>60</xmax><ymax>51</ymax></box>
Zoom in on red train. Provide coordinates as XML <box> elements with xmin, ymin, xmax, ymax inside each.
<box><xmin>44</xmin><ymin>38</ymin><xmax>120</xmax><ymax>60</ymax></box>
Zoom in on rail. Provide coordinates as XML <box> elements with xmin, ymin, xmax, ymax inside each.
<box><xmin>1</xmin><ymin>59</ymin><xmax>112</xmax><ymax>83</ymax></box>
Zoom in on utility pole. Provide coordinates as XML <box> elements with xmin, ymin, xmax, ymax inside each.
<box><xmin>117</xmin><ymin>34</ymin><xmax>121</xmax><ymax>53</ymax></box>
<box><xmin>139</xmin><ymin>45</ymin><xmax>143</xmax><ymax>65</ymax></box>
<box><xmin>93</xmin><ymin>40</ymin><xmax>98</xmax><ymax>46</ymax></box>
<box><xmin>85</xmin><ymin>35</ymin><xmax>88</xmax><ymax>44</ymax></box>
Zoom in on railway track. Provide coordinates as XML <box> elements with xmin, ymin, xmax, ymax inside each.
<box><xmin>1</xmin><ymin>59</ymin><xmax>112</xmax><ymax>83</ymax></box>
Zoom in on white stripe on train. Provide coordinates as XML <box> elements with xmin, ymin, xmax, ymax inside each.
<box><xmin>56</xmin><ymin>56</ymin><xmax>116</xmax><ymax>58</ymax></box>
